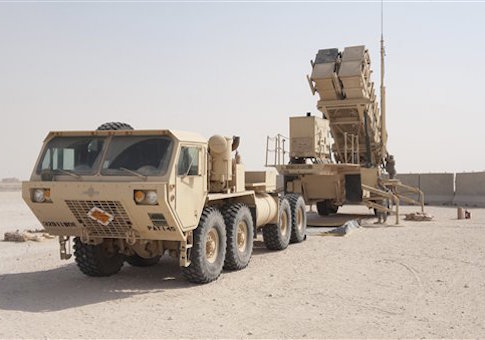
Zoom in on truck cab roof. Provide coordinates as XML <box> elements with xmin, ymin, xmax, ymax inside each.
<box><xmin>43</xmin><ymin>129</ymin><xmax>207</xmax><ymax>144</ymax></box>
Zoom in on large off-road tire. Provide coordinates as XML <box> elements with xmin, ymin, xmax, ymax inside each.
<box><xmin>263</xmin><ymin>197</ymin><xmax>292</xmax><ymax>250</ymax></box>
<box><xmin>316</xmin><ymin>200</ymin><xmax>339</xmax><ymax>216</ymax></box>
<box><xmin>126</xmin><ymin>254</ymin><xmax>161</xmax><ymax>267</ymax></box>
<box><xmin>223</xmin><ymin>203</ymin><xmax>254</xmax><ymax>271</ymax></box>
<box><xmin>182</xmin><ymin>207</ymin><xmax>227</xmax><ymax>284</ymax></box>
<box><xmin>287</xmin><ymin>194</ymin><xmax>307</xmax><ymax>243</ymax></box>
<box><xmin>96</xmin><ymin>122</ymin><xmax>134</xmax><ymax>131</ymax></box>
<box><xmin>73</xmin><ymin>238</ymin><xmax>124</xmax><ymax>277</ymax></box>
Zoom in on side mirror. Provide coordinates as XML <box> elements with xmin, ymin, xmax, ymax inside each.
<box><xmin>40</xmin><ymin>170</ymin><xmax>54</xmax><ymax>181</ymax></box>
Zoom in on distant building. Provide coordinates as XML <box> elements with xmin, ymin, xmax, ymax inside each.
<box><xmin>1</xmin><ymin>177</ymin><xmax>20</xmax><ymax>183</ymax></box>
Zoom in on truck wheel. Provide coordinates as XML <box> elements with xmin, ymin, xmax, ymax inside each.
<box><xmin>96</xmin><ymin>122</ymin><xmax>134</xmax><ymax>131</ymax></box>
<box><xmin>316</xmin><ymin>200</ymin><xmax>339</xmax><ymax>216</ymax></box>
<box><xmin>223</xmin><ymin>203</ymin><xmax>254</xmax><ymax>270</ymax></box>
<box><xmin>73</xmin><ymin>237</ymin><xmax>124</xmax><ymax>277</ymax></box>
<box><xmin>263</xmin><ymin>198</ymin><xmax>292</xmax><ymax>250</ymax></box>
<box><xmin>182</xmin><ymin>207</ymin><xmax>227</xmax><ymax>284</ymax></box>
<box><xmin>126</xmin><ymin>254</ymin><xmax>161</xmax><ymax>267</ymax></box>
<box><xmin>287</xmin><ymin>194</ymin><xmax>307</xmax><ymax>243</ymax></box>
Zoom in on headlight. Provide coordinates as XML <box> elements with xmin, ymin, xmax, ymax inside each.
<box><xmin>145</xmin><ymin>191</ymin><xmax>158</xmax><ymax>205</ymax></box>
<box><xmin>134</xmin><ymin>190</ymin><xmax>146</xmax><ymax>203</ymax></box>
<box><xmin>133</xmin><ymin>190</ymin><xmax>158</xmax><ymax>205</ymax></box>
<box><xmin>33</xmin><ymin>188</ymin><xmax>50</xmax><ymax>203</ymax></box>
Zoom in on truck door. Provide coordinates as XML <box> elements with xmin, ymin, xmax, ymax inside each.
<box><xmin>175</xmin><ymin>145</ymin><xmax>206</xmax><ymax>228</ymax></box>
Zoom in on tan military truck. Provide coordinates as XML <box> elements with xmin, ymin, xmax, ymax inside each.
<box><xmin>22</xmin><ymin>122</ymin><xmax>307</xmax><ymax>283</ymax></box>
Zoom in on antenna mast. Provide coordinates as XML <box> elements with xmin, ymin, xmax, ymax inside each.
<box><xmin>380</xmin><ymin>0</ymin><xmax>388</xmax><ymax>161</ymax></box>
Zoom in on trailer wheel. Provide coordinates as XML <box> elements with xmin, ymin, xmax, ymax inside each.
<box><xmin>263</xmin><ymin>197</ymin><xmax>292</xmax><ymax>250</ymax></box>
<box><xmin>96</xmin><ymin>122</ymin><xmax>134</xmax><ymax>131</ymax></box>
<box><xmin>316</xmin><ymin>200</ymin><xmax>339</xmax><ymax>216</ymax></box>
<box><xmin>126</xmin><ymin>254</ymin><xmax>161</xmax><ymax>267</ymax></box>
<box><xmin>287</xmin><ymin>194</ymin><xmax>307</xmax><ymax>243</ymax></box>
<box><xmin>223</xmin><ymin>203</ymin><xmax>254</xmax><ymax>270</ymax></box>
<box><xmin>73</xmin><ymin>238</ymin><xmax>124</xmax><ymax>277</ymax></box>
<box><xmin>182</xmin><ymin>207</ymin><xmax>226</xmax><ymax>283</ymax></box>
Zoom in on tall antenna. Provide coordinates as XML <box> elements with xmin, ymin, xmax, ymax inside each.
<box><xmin>380</xmin><ymin>0</ymin><xmax>388</xmax><ymax>161</ymax></box>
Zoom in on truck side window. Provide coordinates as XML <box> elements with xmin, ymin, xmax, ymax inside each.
<box><xmin>177</xmin><ymin>147</ymin><xmax>199</xmax><ymax>176</ymax></box>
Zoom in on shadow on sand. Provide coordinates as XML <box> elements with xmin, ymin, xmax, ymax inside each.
<box><xmin>0</xmin><ymin>237</ymin><xmax>281</xmax><ymax>313</ymax></box>
<box><xmin>0</xmin><ymin>257</ymin><xmax>193</xmax><ymax>313</ymax></box>
<box><xmin>251</xmin><ymin>239</ymin><xmax>274</xmax><ymax>256</ymax></box>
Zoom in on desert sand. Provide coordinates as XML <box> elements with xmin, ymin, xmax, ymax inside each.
<box><xmin>1</xmin><ymin>190</ymin><xmax>484</xmax><ymax>338</ymax></box>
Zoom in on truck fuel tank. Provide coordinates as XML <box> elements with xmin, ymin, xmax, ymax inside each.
<box><xmin>253</xmin><ymin>193</ymin><xmax>278</xmax><ymax>227</ymax></box>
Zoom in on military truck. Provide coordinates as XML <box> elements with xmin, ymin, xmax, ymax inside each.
<box><xmin>22</xmin><ymin>122</ymin><xmax>307</xmax><ymax>283</ymax></box>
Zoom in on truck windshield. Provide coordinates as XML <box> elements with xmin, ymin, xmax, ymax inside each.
<box><xmin>101</xmin><ymin>136</ymin><xmax>173</xmax><ymax>176</ymax></box>
<box><xmin>37</xmin><ymin>137</ymin><xmax>106</xmax><ymax>175</ymax></box>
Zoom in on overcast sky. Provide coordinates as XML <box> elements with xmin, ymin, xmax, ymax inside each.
<box><xmin>1</xmin><ymin>1</ymin><xmax>484</xmax><ymax>180</ymax></box>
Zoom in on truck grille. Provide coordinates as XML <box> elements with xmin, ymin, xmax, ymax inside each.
<box><xmin>65</xmin><ymin>200</ymin><xmax>133</xmax><ymax>238</ymax></box>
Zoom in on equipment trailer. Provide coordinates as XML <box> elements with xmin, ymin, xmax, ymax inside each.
<box><xmin>267</xmin><ymin>45</ymin><xmax>424</xmax><ymax>223</ymax></box>
<box><xmin>22</xmin><ymin>122</ymin><xmax>307</xmax><ymax>283</ymax></box>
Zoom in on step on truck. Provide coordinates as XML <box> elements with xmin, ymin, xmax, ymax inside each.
<box><xmin>22</xmin><ymin>122</ymin><xmax>307</xmax><ymax>283</ymax></box>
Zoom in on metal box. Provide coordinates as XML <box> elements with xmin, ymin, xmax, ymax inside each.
<box><xmin>289</xmin><ymin>115</ymin><xmax>330</xmax><ymax>159</ymax></box>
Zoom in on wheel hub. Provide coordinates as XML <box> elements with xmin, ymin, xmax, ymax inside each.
<box><xmin>237</xmin><ymin>221</ymin><xmax>248</xmax><ymax>252</ymax></box>
<box><xmin>205</xmin><ymin>228</ymin><xmax>219</xmax><ymax>264</ymax></box>
<box><xmin>296</xmin><ymin>208</ymin><xmax>303</xmax><ymax>232</ymax></box>
<box><xmin>280</xmin><ymin>211</ymin><xmax>288</xmax><ymax>236</ymax></box>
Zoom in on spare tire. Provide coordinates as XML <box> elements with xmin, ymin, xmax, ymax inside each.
<box><xmin>96</xmin><ymin>122</ymin><xmax>134</xmax><ymax>131</ymax></box>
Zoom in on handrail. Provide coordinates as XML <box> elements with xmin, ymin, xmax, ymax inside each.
<box><xmin>265</xmin><ymin>134</ymin><xmax>289</xmax><ymax>167</ymax></box>
<box><xmin>382</xmin><ymin>179</ymin><xmax>425</xmax><ymax>213</ymax></box>
<box><xmin>362</xmin><ymin>183</ymin><xmax>400</xmax><ymax>224</ymax></box>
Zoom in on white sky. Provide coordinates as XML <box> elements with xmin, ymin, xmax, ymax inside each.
<box><xmin>1</xmin><ymin>1</ymin><xmax>484</xmax><ymax>179</ymax></box>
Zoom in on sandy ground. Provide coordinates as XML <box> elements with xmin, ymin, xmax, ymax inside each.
<box><xmin>1</xmin><ymin>191</ymin><xmax>484</xmax><ymax>338</ymax></box>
